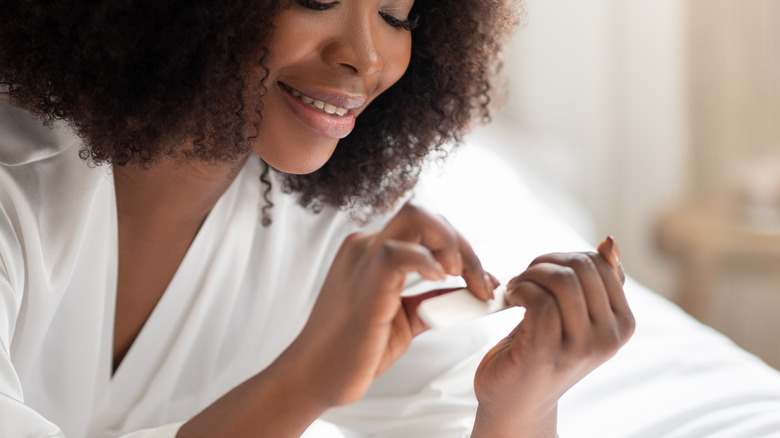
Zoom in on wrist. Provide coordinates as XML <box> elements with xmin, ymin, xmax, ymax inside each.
<box><xmin>471</xmin><ymin>402</ymin><xmax>558</xmax><ymax>438</ymax></box>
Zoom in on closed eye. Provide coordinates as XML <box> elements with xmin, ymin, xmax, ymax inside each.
<box><xmin>297</xmin><ymin>0</ymin><xmax>338</xmax><ymax>11</ymax></box>
<box><xmin>379</xmin><ymin>11</ymin><xmax>419</xmax><ymax>31</ymax></box>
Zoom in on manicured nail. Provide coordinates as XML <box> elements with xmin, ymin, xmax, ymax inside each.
<box><xmin>435</xmin><ymin>262</ymin><xmax>447</xmax><ymax>280</ymax></box>
<box><xmin>609</xmin><ymin>236</ymin><xmax>621</xmax><ymax>264</ymax></box>
<box><xmin>598</xmin><ymin>236</ymin><xmax>621</xmax><ymax>269</ymax></box>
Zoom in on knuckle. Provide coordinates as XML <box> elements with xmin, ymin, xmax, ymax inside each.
<box><xmin>461</xmin><ymin>258</ymin><xmax>484</xmax><ymax>278</ymax></box>
<box><xmin>376</xmin><ymin>240</ymin><xmax>398</xmax><ymax>261</ymax></box>
<box><xmin>582</xmin><ymin>330</ymin><xmax>621</xmax><ymax>361</ymax></box>
<box><xmin>344</xmin><ymin>231</ymin><xmax>368</xmax><ymax>247</ymax></box>
<box><xmin>602</xmin><ymin>329</ymin><xmax>622</xmax><ymax>352</ymax></box>
<box><xmin>400</xmin><ymin>201</ymin><xmax>424</xmax><ymax>217</ymax></box>
<box><xmin>341</xmin><ymin>232</ymin><xmax>371</xmax><ymax>255</ymax></box>
<box><xmin>444</xmin><ymin>225</ymin><xmax>459</xmax><ymax>244</ymax></box>
<box><xmin>528</xmin><ymin>289</ymin><xmax>557</xmax><ymax>312</ymax></box>
<box><xmin>602</xmin><ymin>326</ymin><xmax>624</xmax><ymax>354</ymax></box>
<box><xmin>619</xmin><ymin>311</ymin><xmax>637</xmax><ymax>338</ymax></box>
<box><xmin>549</xmin><ymin>265</ymin><xmax>578</xmax><ymax>287</ymax></box>
<box><xmin>568</xmin><ymin>252</ymin><xmax>598</xmax><ymax>273</ymax></box>
<box><xmin>530</xmin><ymin>254</ymin><xmax>550</xmax><ymax>266</ymax></box>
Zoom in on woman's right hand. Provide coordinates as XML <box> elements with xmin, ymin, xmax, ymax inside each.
<box><xmin>180</xmin><ymin>202</ymin><xmax>496</xmax><ymax>437</ymax></box>
<box><xmin>282</xmin><ymin>202</ymin><xmax>497</xmax><ymax>407</ymax></box>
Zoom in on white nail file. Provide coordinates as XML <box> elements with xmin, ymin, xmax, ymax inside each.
<box><xmin>418</xmin><ymin>284</ymin><xmax>509</xmax><ymax>329</ymax></box>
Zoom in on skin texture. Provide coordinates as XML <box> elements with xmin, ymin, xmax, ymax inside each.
<box><xmin>472</xmin><ymin>246</ymin><xmax>633</xmax><ymax>437</ymax></box>
<box><xmin>0</xmin><ymin>0</ymin><xmax>635</xmax><ymax>436</ymax></box>
<box><xmin>112</xmin><ymin>0</ymin><xmax>414</xmax><ymax>374</ymax></box>
<box><xmin>253</xmin><ymin>0</ymin><xmax>412</xmax><ymax>174</ymax></box>
<box><xmin>112</xmin><ymin>157</ymin><xmax>243</xmax><ymax>371</ymax></box>
<box><xmin>0</xmin><ymin>0</ymin><xmax>518</xmax><ymax>216</ymax></box>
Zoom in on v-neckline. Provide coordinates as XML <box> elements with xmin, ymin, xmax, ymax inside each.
<box><xmin>108</xmin><ymin>209</ymin><xmax>213</xmax><ymax>381</ymax></box>
<box><xmin>88</xmin><ymin>155</ymin><xmax>263</xmax><ymax>435</ymax></box>
<box><xmin>109</xmin><ymin>215</ymin><xmax>208</xmax><ymax>376</ymax></box>
<box><xmin>105</xmin><ymin>159</ymin><xmax>251</xmax><ymax>386</ymax></box>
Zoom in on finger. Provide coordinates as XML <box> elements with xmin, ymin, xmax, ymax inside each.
<box><xmin>380</xmin><ymin>203</ymin><xmax>462</xmax><ymax>276</ymax></box>
<box><xmin>430</xmin><ymin>214</ymin><xmax>493</xmax><ymax>300</ymax></box>
<box><xmin>505</xmin><ymin>279</ymin><xmax>563</xmax><ymax>347</ymax></box>
<box><xmin>524</xmin><ymin>253</ymin><xmax>613</xmax><ymax>325</ymax></box>
<box><xmin>597</xmin><ymin>236</ymin><xmax>625</xmax><ymax>285</ymax></box>
<box><xmin>376</xmin><ymin>240</ymin><xmax>447</xmax><ymax>285</ymax></box>
<box><xmin>511</xmin><ymin>262</ymin><xmax>591</xmax><ymax>338</ymax></box>
<box><xmin>529</xmin><ymin>252</ymin><xmax>633</xmax><ymax>338</ymax></box>
<box><xmin>454</xmin><ymin>231</ymin><xmax>494</xmax><ymax>300</ymax></box>
<box><xmin>586</xmin><ymin>251</ymin><xmax>634</xmax><ymax>337</ymax></box>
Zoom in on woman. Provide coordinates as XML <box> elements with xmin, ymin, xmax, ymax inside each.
<box><xmin>0</xmin><ymin>0</ymin><xmax>634</xmax><ymax>436</ymax></box>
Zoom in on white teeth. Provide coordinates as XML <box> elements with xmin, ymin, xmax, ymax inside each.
<box><xmin>286</xmin><ymin>84</ymin><xmax>349</xmax><ymax>116</ymax></box>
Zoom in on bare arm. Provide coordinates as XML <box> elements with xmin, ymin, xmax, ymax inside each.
<box><xmin>179</xmin><ymin>202</ymin><xmax>496</xmax><ymax>437</ymax></box>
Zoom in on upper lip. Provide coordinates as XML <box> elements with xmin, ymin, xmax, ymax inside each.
<box><xmin>279</xmin><ymin>82</ymin><xmax>368</xmax><ymax>110</ymax></box>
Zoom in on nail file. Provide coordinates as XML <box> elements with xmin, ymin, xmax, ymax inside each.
<box><xmin>418</xmin><ymin>284</ymin><xmax>509</xmax><ymax>329</ymax></box>
<box><xmin>419</xmin><ymin>237</ymin><xmax>621</xmax><ymax>330</ymax></box>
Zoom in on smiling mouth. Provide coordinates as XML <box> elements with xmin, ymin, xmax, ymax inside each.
<box><xmin>281</xmin><ymin>84</ymin><xmax>350</xmax><ymax>117</ymax></box>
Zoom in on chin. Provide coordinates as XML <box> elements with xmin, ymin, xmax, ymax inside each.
<box><xmin>256</xmin><ymin>149</ymin><xmax>335</xmax><ymax>175</ymax></box>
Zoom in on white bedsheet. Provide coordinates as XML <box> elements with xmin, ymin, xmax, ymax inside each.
<box><xmin>401</xmin><ymin>143</ymin><xmax>780</xmax><ymax>437</ymax></box>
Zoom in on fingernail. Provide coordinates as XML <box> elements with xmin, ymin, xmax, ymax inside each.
<box><xmin>609</xmin><ymin>236</ymin><xmax>622</xmax><ymax>264</ymax></box>
<box><xmin>598</xmin><ymin>236</ymin><xmax>621</xmax><ymax>269</ymax></box>
<box><xmin>436</xmin><ymin>262</ymin><xmax>447</xmax><ymax>280</ymax></box>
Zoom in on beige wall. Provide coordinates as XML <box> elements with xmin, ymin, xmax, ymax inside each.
<box><xmin>485</xmin><ymin>0</ymin><xmax>689</xmax><ymax>299</ymax></box>
<box><xmin>688</xmin><ymin>0</ymin><xmax>780</xmax><ymax>198</ymax></box>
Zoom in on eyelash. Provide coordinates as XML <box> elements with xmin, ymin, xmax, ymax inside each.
<box><xmin>380</xmin><ymin>12</ymin><xmax>419</xmax><ymax>31</ymax></box>
<box><xmin>297</xmin><ymin>0</ymin><xmax>336</xmax><ymax>11</ymax></box>
<box><xmin>296</xmin><ymin>0</ymin><xmax>419</xmax><ymax>31</ymax></box>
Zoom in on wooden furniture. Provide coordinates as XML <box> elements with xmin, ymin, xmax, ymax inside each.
<box><xmin>657</xmin><ymin>200</ymin><xmax>780</xmax><ymax>369</ymax></box>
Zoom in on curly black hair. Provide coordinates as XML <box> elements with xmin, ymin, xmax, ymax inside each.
<box><xmin>0</xmin><ymin>0</ymin><xmax>520</xmax><ymax>216</ymax></box>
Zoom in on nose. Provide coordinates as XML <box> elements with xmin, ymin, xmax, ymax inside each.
<box><xmin>321</xmin><ymin>16</ymin><xmax>383</xmax><ymax>76</ymax></box>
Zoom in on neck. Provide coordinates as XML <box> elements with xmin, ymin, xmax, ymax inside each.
<box><xmin>113</xmin><ymin>155</ymin><xmax>248</xmax><ymax>234</ymax></box>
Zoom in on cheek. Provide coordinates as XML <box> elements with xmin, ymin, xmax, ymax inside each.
<box><xmin>382</xmin><ymin>34</ymin><xmax>413</xmax><ymax>92</ymax></box>
<box><xmin>358</xmin><ymin>33</ymin><xmax>411</xmax><ymax>115</ymax></box>
<box><xmin>252</xmin><ymin>106</ymin><xmax>340</xmax><ymax>175</ymax></box>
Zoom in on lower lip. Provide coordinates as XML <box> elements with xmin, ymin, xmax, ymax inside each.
<box><xmin>279</xmin><ymin>84</ymin><xmax>357</xmax><ymax>139</ymax></box>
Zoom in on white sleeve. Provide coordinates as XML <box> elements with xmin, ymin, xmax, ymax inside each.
<box><xmin>0</xmin><ymin>205</ymin><xmax>183</xmax><ymax>438</ymax></box>
<box><xmin>0</xmin><ymin>286</ymin><xmax>184</xmax><ymax>438</ymax></box>
<box><xmin>0</xmin><ymin>208</ymin><xmax>62</xmax><ymax>437</ymax></box>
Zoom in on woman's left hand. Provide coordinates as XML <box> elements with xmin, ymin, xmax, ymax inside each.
<box><xmin>472</xmin><ymin>243</ymin><xmax>635</xmax><ymax>437</ymax></box>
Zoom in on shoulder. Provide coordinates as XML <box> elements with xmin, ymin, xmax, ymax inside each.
<box><xmin>0</xmin><ymin>98</ymin><xmax>81</xmax><ymax>166</ymax></box>
<box><xmin>0</xmin><ymin>99</ymin><xmax>114</xmax><ymax>291</ymax></box>
<box><xmin>0</xmin><ymin>98</ymin><xmax>110</xmax><ymax>201</ymax></box>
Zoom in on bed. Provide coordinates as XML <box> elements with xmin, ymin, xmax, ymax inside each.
<box><xmin>306</xmin><ymin>138</ymin><xmax>780</xmax><ymax>437</ymax></box>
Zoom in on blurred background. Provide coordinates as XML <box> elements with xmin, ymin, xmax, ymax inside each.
<box><xmin>475</xmin><ymin>0</ymin><xmax>780</xmax><ymax>369</ymax></box>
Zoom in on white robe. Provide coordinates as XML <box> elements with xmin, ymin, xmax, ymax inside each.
<box><xmin>0</xmin><ymin>100</ymin><xmax>499</xmax><ymax>437</ymax></box>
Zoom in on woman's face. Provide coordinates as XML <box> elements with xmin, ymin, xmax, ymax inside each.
<box><xmin>253</xmin><ymin>0</ymin><xmax>414</xmax><ymax>174</ymax></box>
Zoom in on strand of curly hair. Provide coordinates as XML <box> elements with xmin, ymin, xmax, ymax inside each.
<box><xmin>0</xmin><ymin>0</ymin><xmax>521</xmax><ymax>220</ymax></box>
